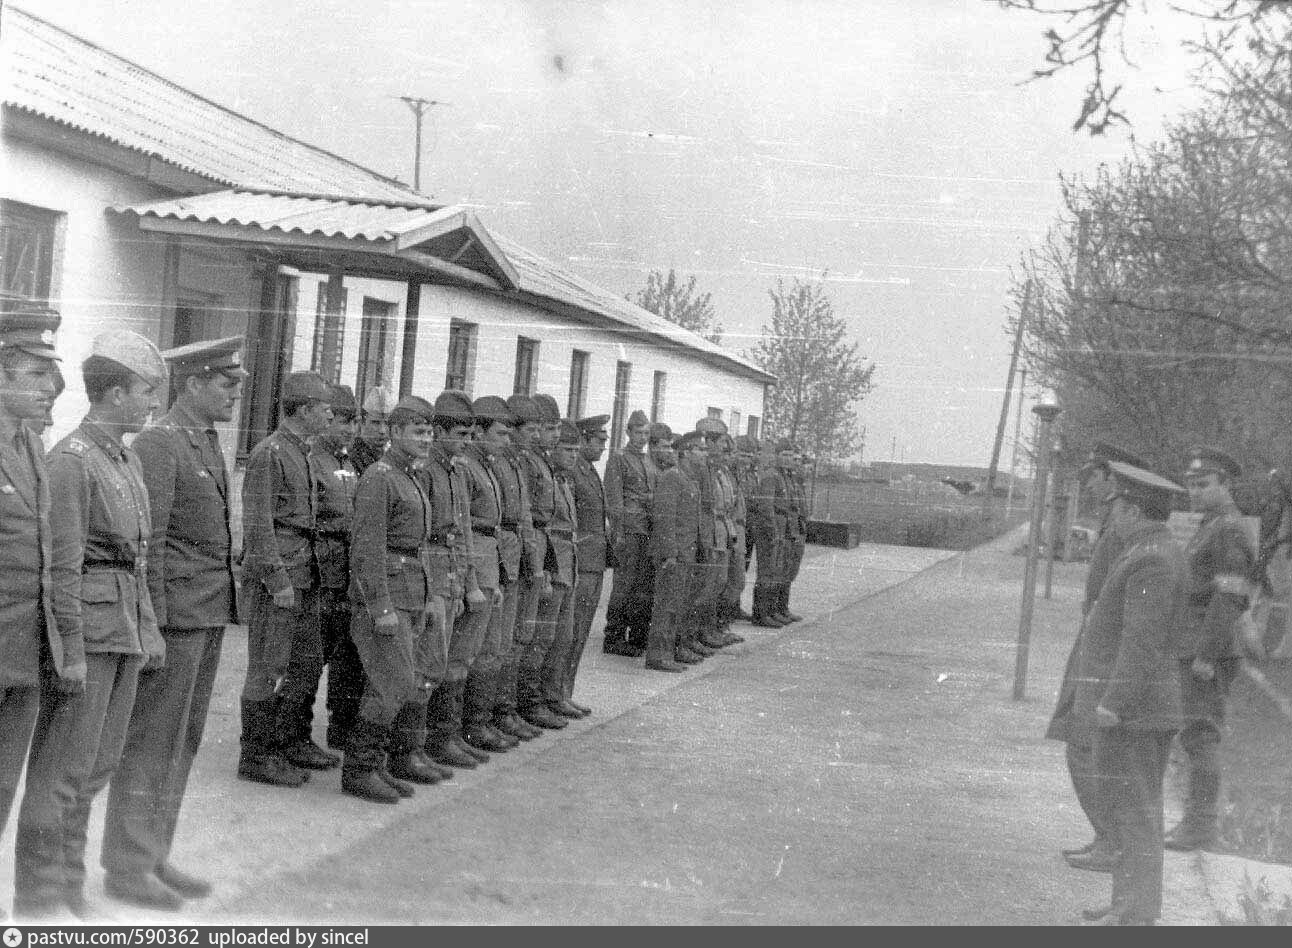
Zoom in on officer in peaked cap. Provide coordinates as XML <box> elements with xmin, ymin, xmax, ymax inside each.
<box><xmin>1074</xmin><ymin>459</ymin><xmax>1188</xmax><ymax>925</ymax></box>
<box><xmin>1163</xmin><ymin>443</ymin><xmax>1253</xmax><ymax>854</ymax></box>
<box><xmin>575</xmin><ymin>413</ymin><xmax>610</xmax><ymax>437</ymax></box>
<box><xmin>101</xmin><ymin>335</ymin><xmax>246</xmax><ymax>908</ymax></box>
<box><xmin>604</xmin><ymin>411</ymin><xmax>657</xmax><ymax>655</ymax></box>
<box><xmin>0</xmin><ymin>301</ymin><xmax>62</xmax><ymax>362</ymax></box>
<box><xmin>238</xmin><ymin>371</ymin><xmax>335</xmax><ymax>791</ymax></box>
<box><xmin>160</xmin><ymin>335</ymin><xmax>248</xmax><ymax>379</ymax></box>
<box><xmin>1081</xmin><ymin>441</ymin><xmax>1150</xmax><ymax>478</ymax></box>
<box><xmin>15</xmin><ymin>330</ymin><xmax>168</xmax><ymax>918</ymax></box>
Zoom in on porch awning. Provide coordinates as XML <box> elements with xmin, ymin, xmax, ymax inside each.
<box><xmin>111</xmin><ymin>189</ymin><xmax>520</xmax><ymax>291</ymax></box>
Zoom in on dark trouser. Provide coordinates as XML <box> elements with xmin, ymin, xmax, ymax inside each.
<box><xmin>1066</xmin><ymin>739</ymin><xmax>1111</xmax><ymax>842</ymax></box>
<box><xmin>553</xmin><ymin>571</ymin><xmax>603</xmax><ymax>703</ymax></box>
<box><xmin>240</xmin><ymin>582</ymin><xmax>324</xmax><ymax>760</ymax></box>
<box><xmin>427</xmin><ymin>593</ymin><xmax>489</xmax><ymax>741</ymax></box>
<box><xmin>314</xmin><ymin>588</ymin><xmax>361</xmax><ymax>746</ymax></box>
<box><xmin>723</xmin><ymin>526</ymin><xmax>748</xmax><ymax>612</ymax></box>
<box><xmin>689</xmin><ymin>548</ymin><xmax>728</xmax><ymax>643</ymax></box>
<box><xmin>1092</xmin><ymin>727</ymin><xmax>1174</xmax><ymax>922</ymax></box>
<box><xmin>605</xmin><ymin>534</ymin><xmax>651</xmax><ymax>647</ymax></box>
<box><xmin>0</xmin><ymin>685</ymin><xmax>40</xmax><ymax>843</ymax></box>
<box><xmin>102</xmin><ymin>626</ymin><xmax>224</xmax><ymax>879</ymax></box>
<box><xmin>646</xmin><ymin>558</ymin><xmax>694</xmax><ymax>662</ymax></box>
<box><xmin>749</xmin><ymin>527</ymin><xmax>783</xmax><ymax>619</ymax></box>
<box><xmin>523</xmin><ymin>581</ymin><xmax>570</xmax><ymax>710</ymax></box>
<box><xmin>1176</xmin><ymin>656</ymin><xmax>1240</xmax><ymax>833</ymax></box>
<box><xmin>499</xmin><ymin>575</ymin><xmax>545</xmax><ymax>718</ymax></box>
<box><xmin>16</xmin><ymin>652</ymin><xmax>144</xmax><ymax>907</ymax></box>
<box><xmin>467</xmin><ymin>581</ymin><xmax>518</xmax><ymax>727</ymax></box>
<box><xmin>785</xmin><ymin>535</ymin><xmax>806</xmax><ymax>583</ymax></box>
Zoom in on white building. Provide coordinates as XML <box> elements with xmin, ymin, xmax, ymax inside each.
<box><xmin>1</xmin><ymin>6</ymin><xmax>773</xmax><ymax>474</ymax></box>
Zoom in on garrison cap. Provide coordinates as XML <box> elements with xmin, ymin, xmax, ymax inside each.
<box><xmin>328</xmin><ymin>384</ymin><xmax>357</xmax><ymax>417</ymax></box>
<box><xmin>161</xmin><ymin>335</ymin><xmax>247</xmax><ymax>378</ymax></box>
<box><xmin>88</xmin><ymin>330</ymin><xmax>166</xmax><ymax>387</ymax></box>
<box><xmin>433</xmin><ymin>389</ymin><xmax>474</xmax><ymax>426</ymax></box>
<box><xmin>1186</xmin><ymin>445</ymin><xmax>1242</xmax><ymax>480</ymax></box>
<box><xmin>0</xmin><ymin>301</ymin><xmax>61</xmax><ymax>361</ymax></box>
<box><xmin>648</xmin><ymin>422</ymin><xmax>674</xmax><ymax>444</ymax></box>
<box><xmin>1081</xmin><ymin>441</ymin><xmax>1148</xmax><ymax>476</ymax></box>
<box><xmin>627</xmin><ymin>409</ymin><xmax>650</xmax><ymax>428</ymax></box>
<box><xmin>556</xmin><ymin>419</ymin><xmax>582</xmax><ymax>446</ymax></box>
<box><xmin>677</xmin><ymin>430</ymin><xmax>705</xmax><ymax>451</ymax></box>
<box><xmin>1108</xmin><ymin>461</ymin><xmax>1186</xmax><ymax>509</ymax></box>
<box><xmin>506</xmin><ymin>394</ymin><xmax>542</xmax><ymax>425</ymax></box>
<box><xmin>389</xmin><ymin>394</ymin><xmax>434</xmax><ymax>424</ymax></box>
<box><xmin>576</xmin><ymin>414</ymin><xmax>610</xmax><ymax>437</ymax></box>
<box><xmin>472</xmin><ymin>395</ymin><xmax>514</xmax><ymax>426</ymax></box>
<box><xmin>282</xmin><ymin>370</ymin><xmax>331</xmax><ymax>405</ymax></box>
<box><xmin>361</xmin><ymin>386</ymin><xmax>395</xmax><ymax>418</ymax></box>
<box><xmin>695</xmin><ymin>416</ymin><xmax>728</xmax><ymax>436</ymax></box>
<box><xmin>532</xmin><ymin>393</ymin><xmax>561</xmax><ymax>423</ymax></box>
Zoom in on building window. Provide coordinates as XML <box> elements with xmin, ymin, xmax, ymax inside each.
<box><xmin>707</xmin><ymin>406</ymin><xmax>723</xmax><ymax>420</ymax></box>
<box><xmin>651</xmin><ymin>370</ymin><xmax>666</xmax><ymax>422</ymax></box>
<box><xmin>730</xmin><ymin>410</ymin><xmax>742</xmax><ymax>436</ymax></box>
<box><xmin>1</xmin><ymin>199</ymin><xmax>62</xmax><ymax>303</ymax></box>
<box><xmin>311</xmin><ymin>282</ymin><xmax>347</xmax><ymax>384</ymax></box>
<box><xmin>747</xmin><ymin>416</ymin><xmax>760</xmax><ymax>439</ymax></box>
<box><xmin>610</xmin><ymin>360</ymin><xmax>632</xmax><ymax>449</ymax></box>
<box><xmin>568</xmin><ymin>349</ymin><xmax>590</xmax><ymax>419</ymax></box>
<box><xmin>356</xmin><ymin>296</ymin><xmax>396</xmax><ymax>410</ymax></box>
<box><xmin>513</xmin><ymin>336</ymin><xmax>539</xmax><ymax>396</ymax></box>
<box><xmin>446</xmin><ymin>319</ymin><xmax>477</xmax><ymax>393</ymax></box>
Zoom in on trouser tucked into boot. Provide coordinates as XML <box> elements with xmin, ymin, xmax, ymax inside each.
<box><xmin>341</xmin><ymin>717</ymin><xmax>399</xmax><ymax>804</ymax></box>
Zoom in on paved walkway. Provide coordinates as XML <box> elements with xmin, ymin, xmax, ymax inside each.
<box><xmin>3</xmin><ymin>528</ymin><xmax>1287</xmax><ymax>924</ymax></box>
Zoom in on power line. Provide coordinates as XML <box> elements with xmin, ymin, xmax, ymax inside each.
<box><xmin>396</xmin><ymin>96</ymin><xmax>449</xmax><ymax>192</ymax></box>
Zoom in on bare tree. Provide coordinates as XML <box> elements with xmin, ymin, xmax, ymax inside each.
<box><xmin>753</xmin><ymin>276</ymin><xmax>876</xmax><ymax>461</ymax></box>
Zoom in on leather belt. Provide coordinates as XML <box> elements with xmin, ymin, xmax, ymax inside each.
<box><xmin>472</xmin><ymin>525</ymin><xmax>498</xmax><ymax>538</ymax></box>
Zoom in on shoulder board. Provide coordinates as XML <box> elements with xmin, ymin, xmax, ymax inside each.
<box><xmin>60</xmin><ymin>436</ymin><xmax>92</xmax><ymax>456</ymax></box>
<box><xmin>372</xmin><ymin>460</ymin><xmax>392</xmax><ymax>473</ymax></box>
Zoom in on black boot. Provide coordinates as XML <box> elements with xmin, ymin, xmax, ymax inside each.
<box><xmin>450</xmin><ymin>680</ymin><xmax>491</xmax><ymax>763</ymax></box>
<box><xmin>425</xmin><ymin>683</ymin><xmax>479</xmax><ymax>769</ymax></box>
<box><xmin>341</xmin><ymin>718</ymin><xmax>401</xmax><ymax>805</ymax></box>
<box><xmin>782</xmin><ymin>584</ymin><xmax>803</xmax><ymax>622</ymax></box>
<box><xmin>752</xmin><ymin>585</ymin><xmax>785</xmax><ymax>627</ymax></box>
<box><xmin>464</xmin><ymin>669</ymin><xmax>516</xmax><ymax>751</ymax></box>
<box><xmin>388</xmin><ymin>701</ymin><xmax>441</xmax><ymax>784</ymax></box>
<box><xmin>238</xmin><ymin>698</ymin><xmax>307</xmax><ymax>787</ymax></box>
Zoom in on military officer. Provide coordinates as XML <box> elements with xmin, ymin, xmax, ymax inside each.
<box><xmin>510</xmin><ymin>395</ymin><xmax>568</xmax><ymax>731</ymax></box>
<box><xmin>101</xmin><ymin>335</ymin><xmax>244</xmax><ymax>909</ymax></box>
<box><xmin>239</xmin><ymin>370</ymin><xmax>335</xmax><ymax>787</ymax></box>
<box><xmin>421</xmin><ymin>391</ymin><xmax>490</xmax><ymax>770</ymax></box>
<box><xmin>14</xmin><ymin>331</ymin><xmax>166</xmax><ymax>920</ymax></box>
<box><xmin>1165</xmin><ymin>445</ymin><xmax>1255</xmax><ymax>852</ymax></box>
<box><xmin>532</xmin><ymin>409</ymin><xmax>584</xmax><ymax>722</ymax></box>
<box><xmin>719</xmin><ymin>433</ymin><xmax>755</xmax><ymax>628</ymax></box>
<box><xmin>454</xmin><ymin>397</ymin><xmax>515</xmax><ymax>755</ymax></box>
<box><xmin>603</xmin><ymin>408</ymin><xmax>653</xmax><ymax>655</ymax></box>
<box><xmin>344</xmin><ymin>395</ymin><xmax>445</xmax><ymax>804</ymax></box>
<box><xmin>351</xmin><ymin>386</ymin><xmax>394</xmax><ymax>475</ymax></box>
<box><xmin>0</xmin><ymin>305</ymin><xmax>82</xmax><ymax>892</ymax></box>
<box><xmin>311</xmin><ymin>384</ymin><xmax>362</xmax><ymax>752</ymax></box>
<box><xmin>556</xmin><ymin>413</ymin><xmax>611</xmax><ymax>713</ymax></box>
<box><xmin>645</xmin><ymin>427</ymin><xmax>701</xmax><ymax>672</ymax></box>
<box><xmin>1049</xmin><ymin>441</ymin><xmax>1150</xmax><ymax>872</ymax></box>
<box><xmin>747</xmin><ymin>437</ymin><xmax>786</xmax><ymax>627</ymax></box>
<box><xmin>1076</xmin><ymin>461</ymin><xmax>1188</xmax><ymax>926</ymax></box>
<box><xmin>700</xmin><ymin>423</ymin><xmax>742</xmax><ymax>647</ymax></box>
<box><xmin>463</xmin><ymin>397</ymin><xmax>535</xmax><ymax>748</ymax></box>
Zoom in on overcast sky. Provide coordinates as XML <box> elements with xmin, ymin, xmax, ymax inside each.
<box><xmin>29</xmin><ymin>0</ymin><xmax>1206</xmax><ymax>466</ymax></box>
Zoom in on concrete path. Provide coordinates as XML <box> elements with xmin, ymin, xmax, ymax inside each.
<box><xmin>3</xmin><ymin>528</ymin><xmax>1283</xmax><ymax>924</ymax></box>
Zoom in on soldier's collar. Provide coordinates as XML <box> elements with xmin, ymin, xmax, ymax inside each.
<box><xmin>384</xmin><ymin>444</ymin><xmax>420</xmax><ymax>475</ymax></box>
<box><xmin>78</xmin><ymin>418</ymin><xmax>127</xmax><ymax>459</ymax></box>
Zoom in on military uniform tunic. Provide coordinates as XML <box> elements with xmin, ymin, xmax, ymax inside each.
<box><xmin>103</xmin><ymin>403</ymin><xmax>237</xmax><ymax>881</ymax></box>
<box><xmin>557</xmin><ymin>455</ymin><xmax>608</xmax><ymax>701</ymax></box>
<box><xmin>604</xmin><ymin>447</ymin><xmax>654</xmax><ymax>644</ymax></box>
<box><xmin>482</xmin><ymin>443</ymin><xmax>537</xmax><ymax>720</ymax></box>
<box><xmin>533</xmin><ymin>464</ymin><xmax>578</xmax><ymax>708</ymax></box>
<box><xmin>17</xmin><ymin>419</ymin><xmax>160</xmax><ymax>908</ymax></box>
<box><xmin>421</xmin><ymin>446</ymin><xmax>482</xmax><ymax>685</ymax></box>
<box><xmin>646</xmin><ymin>464</ymin><xmax>703</xmax><ymax>661</ymax></box>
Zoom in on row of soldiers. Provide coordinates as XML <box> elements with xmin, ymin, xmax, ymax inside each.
<box><xmin>0</xmin><ymin>302</ymin><xmax>814</xmax><ymax>920</ymax></box>
<box><xmin>1044</xmin><ymin>441</ymin><xmax>1256</xmax><ymax>926</ymax></box>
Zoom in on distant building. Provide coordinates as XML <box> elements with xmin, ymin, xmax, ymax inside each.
<box><xmin>1</xmin><ymin>5</ymin><xmax>773</xmax><ymax>471</ymax></box>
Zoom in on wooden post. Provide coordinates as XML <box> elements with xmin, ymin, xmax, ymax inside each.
<box><xmin>1015</xmin><ymin>402</ymin><xmax>1060</xmax><ymax>700</ymax></box>
<box><xmin>400</xmin><ymin>280</ymin><xmax>422</xmax><ymax>397</ymax></box>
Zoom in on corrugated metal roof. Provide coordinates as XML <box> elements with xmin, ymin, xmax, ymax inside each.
<box><xmin>3</xmin><ymin>5</ymin><xmax>772</xmax><ymax>383</ymax></box>
<box><xmin>1</xmin><ymin>6</ymin><xmax>428</xmax><ymax>205</ymax></box>
<box><xmin>116</xmin><ymin>191</ymin><xmax>453</xmax><ymax>243</ymax></box>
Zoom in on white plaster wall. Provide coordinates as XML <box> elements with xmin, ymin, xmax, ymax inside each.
<box><xmin>3</xmin><ymin>136</ymin><xmax>253</xmax><ymax>466</ymax></box>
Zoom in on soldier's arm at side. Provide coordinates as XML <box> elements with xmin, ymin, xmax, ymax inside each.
<box><xmin>654</xmin><ymin>474</ymin><xmax>679</xmax><ymax>563</ymax></box>
<box><xmin>603</xmin><ymin>454</ymin><xmax>625</xmax><ymax>541</ymax></box>
<box><xmin>1197</xmin><ymin>523</ymin><xmax>1256</xmax><ymax>666</ymax></box>
<box><xmin>351</xmin><ymin>469</ymin><xmax>396</xmax><ymax>622</ymax></box>
<box><xmin>46</xmin><ymin>447</ymin><xmax>88</xmax><ymax>689</ymax></box>
<box><xmin>241</xmin><ymin>445</ymin><xmax>292</xmax><ymax>595</ymax></box>
<box><xmin>133</xmin><ymin>428</ymin><xmax>175</xmax><ymax>629</ymax></box>
<box><xmin>1101</xmin><ymin>556</ymin><xmax>1175</xmax><ymax>722</ymax></box>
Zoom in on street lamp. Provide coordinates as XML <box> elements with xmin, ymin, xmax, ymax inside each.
<box><xmin>1013</xmin><ymin>396</ymin><xmax>1060</xmax><ymax>700</ymax></box>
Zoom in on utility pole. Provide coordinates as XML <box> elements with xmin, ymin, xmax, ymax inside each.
<box><xmin>1015</xmin><ymin>399</ymin><xmax>1060</xmax><ymax>700</ymax></box>
<box><xmin>1004</xmin><ymin>367</ymin><xmax>1027</xmax><ymax>512</ymax></box>
<box><xmin>398</xmin><ymin>96</ymin><xmax>447</xmax><ymax>192</ymax></box>
<box><xmin>983</xmin><ymin>280</ymin><xmax>1031</xmax><ymax>517</ymax></box>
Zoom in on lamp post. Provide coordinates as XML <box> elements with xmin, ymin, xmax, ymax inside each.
<box><xmin>1014</xmin><ymin>398</ymin><xmax>1060</xmax><ymax>700</ymax></box>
